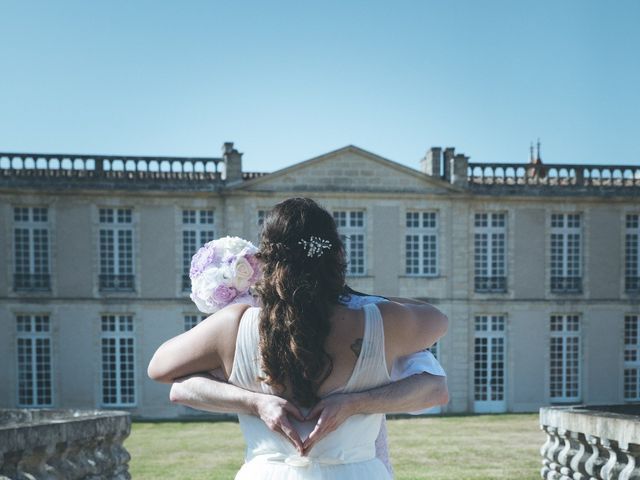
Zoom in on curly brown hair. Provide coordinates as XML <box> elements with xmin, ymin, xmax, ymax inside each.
<box><xmin>255</xmin><ymin>197</ymin><xmax>347</xmax><ymax>407</ymax></box>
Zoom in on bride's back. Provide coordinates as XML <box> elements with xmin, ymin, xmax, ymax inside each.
<box><xmin>228</xmin><ymin>303</ymin><xmax>392</xmax><ymax>478</ymax></box>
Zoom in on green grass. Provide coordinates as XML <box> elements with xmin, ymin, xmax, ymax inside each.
<box><xmin>126</xmin><ymin>414</ymin><xmax>544</xmax><ymax>480</ymax></box>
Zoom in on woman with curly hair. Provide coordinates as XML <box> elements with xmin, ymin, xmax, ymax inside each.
<box><xmin>148</xmin><ymin>197</ymin><xmax>448</xmax><ymax>479</ymax></box>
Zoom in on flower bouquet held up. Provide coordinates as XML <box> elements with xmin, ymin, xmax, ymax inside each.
<box><xmin>189</xmin><ymin>236</ymin><xmax>262</xmax><ymax>314</ymax></box>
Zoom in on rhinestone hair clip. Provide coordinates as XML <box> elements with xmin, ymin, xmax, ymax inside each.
<box><xmin>298</xmin><ymin>236</ymin><xmax>332</xmax><ymax>258</ymax></box>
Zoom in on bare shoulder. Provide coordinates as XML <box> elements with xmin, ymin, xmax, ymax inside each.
<box><xmin>377</xmin><ymin>300</ymin><xmax>448</xmax><ymax>359</ymax></box>
<box><xmin>199</xmin><ymin>303</ymin><xmax>252</xmax><ymax>334</ymax></box>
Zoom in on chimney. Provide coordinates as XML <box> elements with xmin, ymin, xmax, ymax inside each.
<box><xmin>222</xmin><ymin>142</ymin><xmax>243</xmax><ymax>184</ymax></box>
<box><xmin>442</xmin><ymin>147</ymin><xmax>455</xmax><ymax>180</ymax></box>
<box><xmin>450</xmin><ymin>153</ymin><xmax>469</xmax><ymax>187</ymax></box>
<box><xmin>420</xmin><ymin>147</ymin><xmax>442</xmax><ymax>177</ymax></box>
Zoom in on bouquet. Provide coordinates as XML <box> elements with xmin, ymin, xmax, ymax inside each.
<box><xmin>189</xmin><ymin>236</ymin><xmax>262</xmax><ymax>314</ymax></box>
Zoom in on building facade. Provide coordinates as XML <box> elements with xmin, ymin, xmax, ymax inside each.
<box><xmin>0</xmin><ymin>143</ymin><xmax>638</xmax><ymax>418</ymax></box>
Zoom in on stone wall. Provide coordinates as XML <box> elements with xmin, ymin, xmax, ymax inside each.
<box><xmin>0</xmin><ymin>409</ymin><xmax>131</xmax><ymax>480</ymax></box>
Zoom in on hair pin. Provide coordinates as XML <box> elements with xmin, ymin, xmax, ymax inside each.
<box><xmin>298</xmin><ymin>236</ymin><xmax>332</xmax><ymax>258</ymax></box>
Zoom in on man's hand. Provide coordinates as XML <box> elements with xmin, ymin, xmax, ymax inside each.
<box><xmin>252</xmin><ymin>393</ymin><xmax>306</xmax><ymax>454</ymax></box>
<box><xmin>302</xmin><ymin>393</ymin><xmax>357</xmax><ymax>454</ymax></box>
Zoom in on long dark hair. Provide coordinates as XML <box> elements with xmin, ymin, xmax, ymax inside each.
<box><xmin>255</xmin><ymin>198</ymin><xmax>347</xmax><ymax>407</ymax></box>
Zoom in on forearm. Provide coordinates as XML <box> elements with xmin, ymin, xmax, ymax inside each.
<box><xmin>347</xmin><ymin>373</ymin><xmax>448</xmax><ymax>415</ymax></box>
<box><xmin>169</xmin><ymin>373</ymin><xmax>260</xmax><ymax>415</ymax></box>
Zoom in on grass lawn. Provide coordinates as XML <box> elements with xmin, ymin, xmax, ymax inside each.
<box><xmin>126</xmin><ymin>413</ymin><xmax>544</xmax><ymax>480</ymax></box>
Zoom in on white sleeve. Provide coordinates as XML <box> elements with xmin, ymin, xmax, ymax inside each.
<box><xmin>391</xmin><ymin>350</ymin><xmax>446</xmax><ymax>380</ymax></box>
<box><xmin>390</xmin><ymin>350</ymin><xmax>446</xmax><ymax>416</ymax></box>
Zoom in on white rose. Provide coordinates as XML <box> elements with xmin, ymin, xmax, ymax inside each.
<box><xmin>233</xmin><ymin>257</ymin><xmax>254</xmax><ymax>290</ymax></box>
<box><xmin>191</xmin><ymin>269</ymin><xmax>224</xmax><ymax>313</ymax></box>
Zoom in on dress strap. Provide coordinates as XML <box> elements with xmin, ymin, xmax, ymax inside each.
<box><xmin>343</xmin><ymin>303</ymin><xmax>391</xmax><ymax>392</ymax></box>
<box><xmin>228</xmin><ymin>307</ymin><xmax>265</xmax><ymax>391</ymax></box>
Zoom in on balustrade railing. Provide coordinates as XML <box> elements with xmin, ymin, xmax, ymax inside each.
<box><xmin>0</xmin><ymin>408</ymin><xmax>131</xmax><ymax>479</ymax></box>
<box><xmin>469</xmin><ymin>163</ymin><xmax>640</xmax><ymax>188</ymax></box>
<box><xmin>0</xmin><ymin>152</ymin><xmax>225</xmax><ymax>180</ymax></box>
<box><xmin>540</xmin><ymin>404</ymin><xmax>640</xmax><ymax>480</ymax></box>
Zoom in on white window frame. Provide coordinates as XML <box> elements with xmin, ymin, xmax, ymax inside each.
<box><xmin>333</xmin><ymin>210</ymin><xmax>366</xmax><ymax>276</ymax></box>
<box><xmin>549</xmin><ymin>314</ymin><xmax>581</xmax><ymax>402</ymax></box>
<box><xmin>16</xmin><ymin>314</ymin><xmax>53</xmax><ymax>407</ymax></box>
<box><xmin>473</xmin><ymin>212</ymin><xmax>507</xmax><ymax>292</ymax></box>
<box><xmin>13</xmin><ymin>206</ymin><xmax>51</xmax><ymax>290</ymax></box>
<box><xmin>624</xmin><ymin>314</ymin><xmax>640</xmax><ymax>401</ymax></box>
<box><xmin>550</xmin><ymin>213</ymin><xmax>582</xmax><ymax>293</ymax></box>
<box><xmin>182</xmin><ymin>209</ymin><xmax>216</xmax><ymax>291</ymax></box>
<box><xmin>99</xmin><ymin>208</ymin><xmax>135</xmax><ymax>291</ymax></box>
<box><xmin>473</xmin><ymin>315</ymin><xmax>507</xmax><ymax>413</ymax></box>
<box><xmin>405</xmin><ymin>211</ymin><xmax>439</xmax><ymax>277</ymax></box>
<box><xmin>100</xmin><ymin>315</ymin><xmax>136</xmax><ymax>407</ymax></box>
<box><xmin>625</xmin><ymin>214</ymin><xmax>640</xmax><ymax>292</ymax></box>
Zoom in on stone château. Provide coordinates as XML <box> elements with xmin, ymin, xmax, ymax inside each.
<box><xmin>0</xmin><ymin>142</ymin><xmax>638</xmax><ymax>417</ymax></box>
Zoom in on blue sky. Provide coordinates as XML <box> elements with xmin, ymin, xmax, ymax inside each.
<box><xmin>1</xmin><ymin>0</ymin><xmax>638</xmax><ymax>172</ymax></box>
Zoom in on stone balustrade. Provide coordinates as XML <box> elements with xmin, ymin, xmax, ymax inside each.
<box><xmin>540</xmin><ymin>404</ymin><xmax>640</xmax><ymax>480</ymax></box>
<box><xmin>469</xmin><ymin>163</ymin><xmax>640</xmax><ymax>188</ymax></box>
<box><xmin>0</xmin><ymin>408</ymin><xmax>131</xmax><ymax>480</ymax></box>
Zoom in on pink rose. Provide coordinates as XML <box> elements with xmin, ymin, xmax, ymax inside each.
<box><xmin>211</xmin><ymin>285</ymin><xmax>237</xmax><ymax>305</ymax></box>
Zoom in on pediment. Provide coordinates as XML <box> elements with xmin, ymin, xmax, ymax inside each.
<box><xmin>237</xmin><ymin>146</ymin><xmax>461</xmax><ymax>194</ymax></box>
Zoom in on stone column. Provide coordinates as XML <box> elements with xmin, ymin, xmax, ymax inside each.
<box><xmin>450</xmin><ymin>154</ymin><xmax>469</xmax><ymax>187</ymax></box>
<box><xmin>420</xmin><ymin>147</ymin><xmax>442</xmax><ymax>177</ymax></box>
<box><xmin>222</xmin><ymin>142</ymin><xmax>243</xmax><ymax>184</ymax></box>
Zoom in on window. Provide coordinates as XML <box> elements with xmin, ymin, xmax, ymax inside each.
<box><xmin>13</xmin><ymin>207</ymin><xmax>50</xmax><ymax>291</ymax></box>
<box><xmin>333</xmin><ymin>210</ymin><xmax>365</xmax><ymax>275</ymax></box>
<box><xmin>99</xmin><ymin>208</ymin><xmax>134</xmax><ymax>291</ymax></box>
<box><xmin>625</xmin><ymin>314</ymin><xmax>640</xmax><ymax>401</ymax></box>
<box><xmin>474</xmin><ymin>213</ymin><xmax>507</xmax><ymax>292</ymax></box>
<box><xmin>405</xmin><ymin>212</ymin><xmax>438</xmax><ymax>276</ymax></box>
<box><xmin>184</xmin><ymin>314</ymin><xmax>208</xmax><ymax>331</ymax></box>
<box><xmin>255</xmin><ymin>209</ymin><xmax>269</xmax><ymax>243</ymax></box>
<box><xmin>182</xmin><ymin>209</ymin><xmax>216</xmax><ymax>291</ymax></box>
<box><xmin>550</xmin><ymin>214</ymin><xmax>582</xmax><ymax>293</ymax></box>
<box><xmin>16</xmin><ymin>315</ymin><xmax>52</xmax><ymax>406</ymax></box>
<box><xmin>473</xmin><ymin>315</ymin><xmax>506</xmax><ymax>412</ymax></box>
<box><xmin>626</xmin><ymin>214</ymin><xmax>640</xmax><ymax>292</ymax></box>
<box><xmin>101</xmin><ymin>315</ymin><xmax>135</xmax><ymax>406</ymax></box>
<box><xmin>549</xmin><ymin>314</ymin><xmax>581</xmax><ymax>402</ymax></box>
<box><xmin>257</xmin><ymin>209</ymin><xmax>268</xmax><ymax>227</ymax></box>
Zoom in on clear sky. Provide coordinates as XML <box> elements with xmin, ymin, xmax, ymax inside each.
<box><xmin>1</xmin><ymin>0</ymin><xmax>638</xmax><ymax>173</ymax></box>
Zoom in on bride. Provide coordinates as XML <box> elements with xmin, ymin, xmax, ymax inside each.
<box><xmin>148</xmin><ymin>197</ymin><xmax>448</xmax><ymax>479</ymax></box>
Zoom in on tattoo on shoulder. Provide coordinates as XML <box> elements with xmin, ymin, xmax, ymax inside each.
<box><xmin>350</xmin><ymin>338</ymin><xmax>363</xmax><ymax>358</ymax></box>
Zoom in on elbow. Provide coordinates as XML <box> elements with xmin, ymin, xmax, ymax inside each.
<box><xmin>147</xmin><ymin>353</ymin><xmax>174</xmax><ymax>384</ymax></box>
<box><xmin>437</xmin><ymin>312</ymin><xmax>449</xmax><ymax>339</ymax></box>
<box><xmin>434</xmin><ymin>378</ymin><xmax>449</xmax><ymax>406</ymax></box>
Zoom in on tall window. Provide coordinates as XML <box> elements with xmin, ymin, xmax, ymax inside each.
<box><xmin>99</xmin><ymin>208</ymin><xmax>134</xmax><ymax>291</ymax></box>
<box><xmin>101</xmin><ymin>315</ymin><xmax>135</xmax><ymax>406</ymax></box>
<box><xmin>473</xmin><ymin>315</ymin><xmax>506</xmax><ymax>412</ymax></box>
<box><xmin>14</xmin><ymin>207</ymin><xmax>50</xmax><ymax>291</ymax></box>
<box><xmin>256</xmin><ymin>209</ymin><xmax>268</xmax><ymax>243</ymax></box>
<box><xmin>550</xmin><ymin>314</ymin><xmax>581</xmax><ymax>402</ymax></box>
<box><xmin>474</xmin><ymin>213</ymin><xmax>507</xmax><ymax>292</ymax></box>
<box><xmin>626</xmin><ymin>214</ymin><xmax>640</xmax><ymax>292</ymax></box>
<box><xmin>257</xmin><ymin>209</ymin><xmax>268</xmax><ymax>227</ymax></box>
<box><xmin>405</xmin><ymin>211</ymin><xmax>438</xmax><ymax>276</ymax></box>
<box><xmin>624</xmin><ymin>314</ymin><xmax>640</xmax><ymax>401</ymax></box>
<box><xmin>333</xmin><ymin>210</ymin><xmax>365</xmax><ymax>276</ymax></box>
<box><xmin>184</xmin><ymin>314</ymin><xmax>208</xmax><ymax>331</ymax></box>
<box><xmin>182</xmin><ymin>209</ymin><xmax>215</xmax><ymax>291</ymax></box>
<box><xmin>16</xmin><ymin>315</ymin><xmax>52</xmax><ymax>406</ymax></box>
<box><xmin>550</xmin><ymin>213</ymin><xmax>582</xmax><ymax>293</ymax></box>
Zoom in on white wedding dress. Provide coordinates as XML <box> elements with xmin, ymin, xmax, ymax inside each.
<box><xmin>229</xmin><ymin>303</ymin><xmax>393</xmax><ymax>480</ymax></box>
